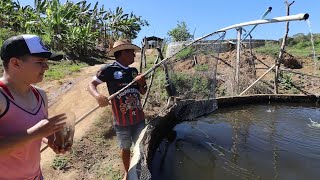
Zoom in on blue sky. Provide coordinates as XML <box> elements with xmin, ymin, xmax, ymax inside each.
<box><xmin>20</xmin><ymin>0</ymin><xmax>319</xmax><ymax>45</ymax></box>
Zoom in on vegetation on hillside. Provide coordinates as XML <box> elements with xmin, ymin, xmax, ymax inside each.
<box><xmin>0</xmin><ymin>0</ymin><xmax>149</xmax><ymax>61</ymax></box>
<box><xmin>255</xmin><ymin>33</ymin><xmax>320</xmax><ymax>58</ymax></box>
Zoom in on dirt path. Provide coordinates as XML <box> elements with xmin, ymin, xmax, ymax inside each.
<box><xmin>39</xmin><ymin>64</ymin><xmax>107</xmax><ymax>178</ymax></box>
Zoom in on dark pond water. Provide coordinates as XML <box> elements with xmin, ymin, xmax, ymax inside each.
<box><xmin>151</xmin><ymin>103</ymin><xmax>320</xmax><ymax>180</ymax></box>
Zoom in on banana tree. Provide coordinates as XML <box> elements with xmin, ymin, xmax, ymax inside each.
<box><xmin>0</xmin><ymin>0</ymin><xmax>21</xmax><ymax>31</ymax></box>
<box><xmin>1</xmin><ymin>0</ymin><xmax>149</xmax><ymax>62</ymax></box>
<box><xmin>104</xmin><ymin>7</ymin><xmax>149</xmax><ymax>41</ymax></box>
<box><xmin>0</xmin><ymin>0</ymin><xmax>12</xmax><ymax>27</ymax></box>
<box><xmin>63</xmin><ymin>22</ymin><xmax>99</xmax><ymax>60</ymax></box>
<box><xmin>38</xmin><ymin>0</ymin><xmax>78</xmax><ymax>50</ymax></box>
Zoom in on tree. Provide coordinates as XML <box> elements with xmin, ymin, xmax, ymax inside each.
<box><xmin>0</xmin><ymin>0</ymin><xmax>149</xmax><ymax>61</ymax></box>
<box><xmin>167</xmin><ymin>21</ymin><xmax>192</xmax><ymax>42</ymax></box>
<box><xmin>105</xmin><ymin>7</ymin><xmax>149</xmax><ymax>41</ymax></box>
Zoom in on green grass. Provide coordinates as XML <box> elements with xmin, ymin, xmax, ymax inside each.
<box><xmin>254</xmin><ymin>42</ymin><xmax>280</xmax><ymax>58</ymax></box>
<box><xmin>45</xmin><ymin>60</ymin><xmax>87</xmax><ymax>80</ymax></box>
<box><xmin>175</xmin><ymin>46</ymin><xmax>193</xmax><ymax>60</ymax></box>
<box><xmin>255</xmin><ymin>38</ymin><xmax>320</xmax><ymax>59</ymax></box>
<box><xmin>256</xmin><ymin>43</ymin><xmax>320</xmax><ymax>59</ymax></box>
<box><xmin>0</xmin><ymin>60</ymin><xmax>87</xmax><ymax>79</ymax></box>
<box><xmin>51</xmin><ymin>155</ymin><xmax>70</xmax><ymax>170</ymax></box>
<box><xmin>96</xmin><ymin>165</ymin><xmax>122</xmax><ymax>180</ymax></box>
<box><xmin>195</xmin><ymin>64</ymin><xmax>209</xmax><ymax>71</ymax></box>
<box><xmin>287</xmin><ymin>45</ymin><xmax>320</xmax><ymax>58</ymax></box>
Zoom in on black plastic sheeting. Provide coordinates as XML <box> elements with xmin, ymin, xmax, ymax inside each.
<box><xmin>129</xmin><ymin>95</ymin><xmax>320</xmax><ymax>180</ymax></box>
<box><xmin>129</xmin><ymin>98</ymin><xmax>217</xmax><ymax>180</ymax></box>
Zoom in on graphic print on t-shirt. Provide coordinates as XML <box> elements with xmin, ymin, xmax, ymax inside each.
<box><xmin>96</xmin><ymin>62</ymin><xmax>144</xmax><ymax>126</ymax></box>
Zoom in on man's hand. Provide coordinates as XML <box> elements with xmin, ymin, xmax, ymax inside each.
<box><xmin>47</xmin><ymin>129</ymin><xmax>74</xmax><ymax>154</ymax></box>
<box><xmin>95</xmin><ymin>94</ymin><xmax>111</xmax><ymax>107</ymax></box>
<box><xmin>47</xmin><ymin>134</ymin><xmax>66</xmax><ymax>154</ymax></box>
<box><xmin>27</xmin><ymin>113</ymin><xmax>67</xmax><ymax>140</ymax></box>
<box><xmin>135</xmin><ymin>73</ymin><xmax>146</xmax><ymax>87</ymax></box>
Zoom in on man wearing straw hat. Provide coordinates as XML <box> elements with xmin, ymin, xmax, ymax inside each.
<box><xmin>88</xmin><ymin>39</ymin><xmax>147</xmax><ymax>180</ymax></box>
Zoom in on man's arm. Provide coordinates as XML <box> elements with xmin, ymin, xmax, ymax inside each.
<box><xmin>138</xmin><ymin>83</ymin><xmax>147</xmax><ymax>95</ymax></box>
<box><xmin>135</xmin><ymin>74</ymin><xmax>147</xmax><ymax>95</ymax></box>
<box><xmin>88</xmin><ymin>80</ymin><xmax>110</xmax><ymax>107</ymax></box>
<box><xmin>0</xmin><ymin>114</ymin><xmax>66</xmax><ymax>156</ymax></box>
<box><xmin>37</xmin><ymin>88</ymin><xmax>67</xmax><ymax>154</ymax></box>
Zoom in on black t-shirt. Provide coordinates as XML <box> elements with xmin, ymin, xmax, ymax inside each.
<box><xmin>95</xmin><ymin>62</ymin><xmax>145</xmax><ymax>126</ymax></box>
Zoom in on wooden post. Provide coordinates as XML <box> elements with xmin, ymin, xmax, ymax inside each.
<box><xmin>235</xmin><ymin>28</ymin><xmax>242</xmax><ymax>95</ymax></box>
<box><xmin>274</xmin><ymin>0</ymin><xmax>295</xmax><ymax>94</ymax></box>
<box><xmin>249</xmin><ymin>35</ymin><xmax>256</xmax><ymax>77</ymax></box>
<box><xmin>140</xmin><ymin>37</ymin><xmax>147</xmax><ymax>73</ymax></box>
<box><xmin>143</xmin><ymin>38</ymin><xmax>147</xmax><ymax>68</ymax></box>
<box><xmin>140</xmin><ymin>41</ymin><xmax>144</xmax><ymax>73</ymax></box>
<box><xmin>193</xmin><ymin>55</ymin><xmax>198</xmax><ymax>66</ymax></box>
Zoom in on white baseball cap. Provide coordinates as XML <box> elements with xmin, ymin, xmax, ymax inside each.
<box><xmin>0</xmin><ymin>34</ymin><xmax>63</xmax><ymax>61</ymax></box>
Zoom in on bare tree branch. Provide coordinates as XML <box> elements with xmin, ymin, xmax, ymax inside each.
<box><xmin>274</xmin><ymin>0</ymin><xmax>295</xmax><ymax>93</ymax></box>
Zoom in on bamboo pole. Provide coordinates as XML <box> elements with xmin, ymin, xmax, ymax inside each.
<box><xmin>239</xmin><ymin>64</ymin><xmax>276</xmax><ymax>96</ymax></box>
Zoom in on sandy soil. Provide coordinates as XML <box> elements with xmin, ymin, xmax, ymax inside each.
<box><xmin>39</xmin><ymin>64</ymin><xmax>108</xmax><ymax>179</ymax></box>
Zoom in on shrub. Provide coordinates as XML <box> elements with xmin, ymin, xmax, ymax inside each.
<box><xmin>175</xmin><ymin>47</ymin><xmax>193</xmax><ymax>60</ymax></box>
<box><xmin>255</xmin><ymin>42</ymin><xmax>279</xmax><ymax>58</ymax></box>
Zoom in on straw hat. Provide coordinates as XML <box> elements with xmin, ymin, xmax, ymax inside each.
<box><xmin>108</xmin><ymin>39</ymin><xmax>141</xmax><ymax>57</ymax></box>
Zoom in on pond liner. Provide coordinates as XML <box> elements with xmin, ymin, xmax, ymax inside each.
<box><xmin>129</xmin><ymin>98</ymin><xmax>217</xmax><ymax>180</ymax></box>
<box><xmin>128</xmin><ymin>94</ymin><xmax>320</xmax><ymax>180</ymax></box>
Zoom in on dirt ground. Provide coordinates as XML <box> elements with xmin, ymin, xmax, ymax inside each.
<box><xmin>38</xmin><ymin>49</ymin><xmax>320</xmax><ymax>180</ymax></box>
<box><xmin>38</xmin><ymin>63</ymin><xmax>111</xmax><ymax>179</ymax></box>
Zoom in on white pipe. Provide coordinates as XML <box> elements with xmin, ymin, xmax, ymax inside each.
<box><xmin>241</xmin><ymin>7</ymin><xmax>272</xmax><ymax>41</ymax></box>
<box><xmin>218</xmin><ymin>13</ymin><xmax>309</xmax><ymax>32</ymax></box>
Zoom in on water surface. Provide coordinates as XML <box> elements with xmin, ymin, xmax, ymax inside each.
<box><xmin>152</xmin><ymin>103</ymin><xmax>320</xmax><ymax>180</ymax></box>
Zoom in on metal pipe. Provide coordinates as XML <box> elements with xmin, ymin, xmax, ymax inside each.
<box><xmin>241</xmin><ymin>7</ymin><xmax>272</xmax><ymax>41</ymax></box>
<box><xmin>218</xmin><ymin>13</ymin><xmax>309</xmax><ymax>32</ymax></box>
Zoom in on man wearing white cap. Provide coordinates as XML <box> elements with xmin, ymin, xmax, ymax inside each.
<box><xmin>0</xmin><ymin>34</ymin><xmax>69</xmax><ymax>179</ymax></box>
<box><xmin>88</xmin><ymin>39</ymin><xmax>147</xmax><ymax>180</ymax></box>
